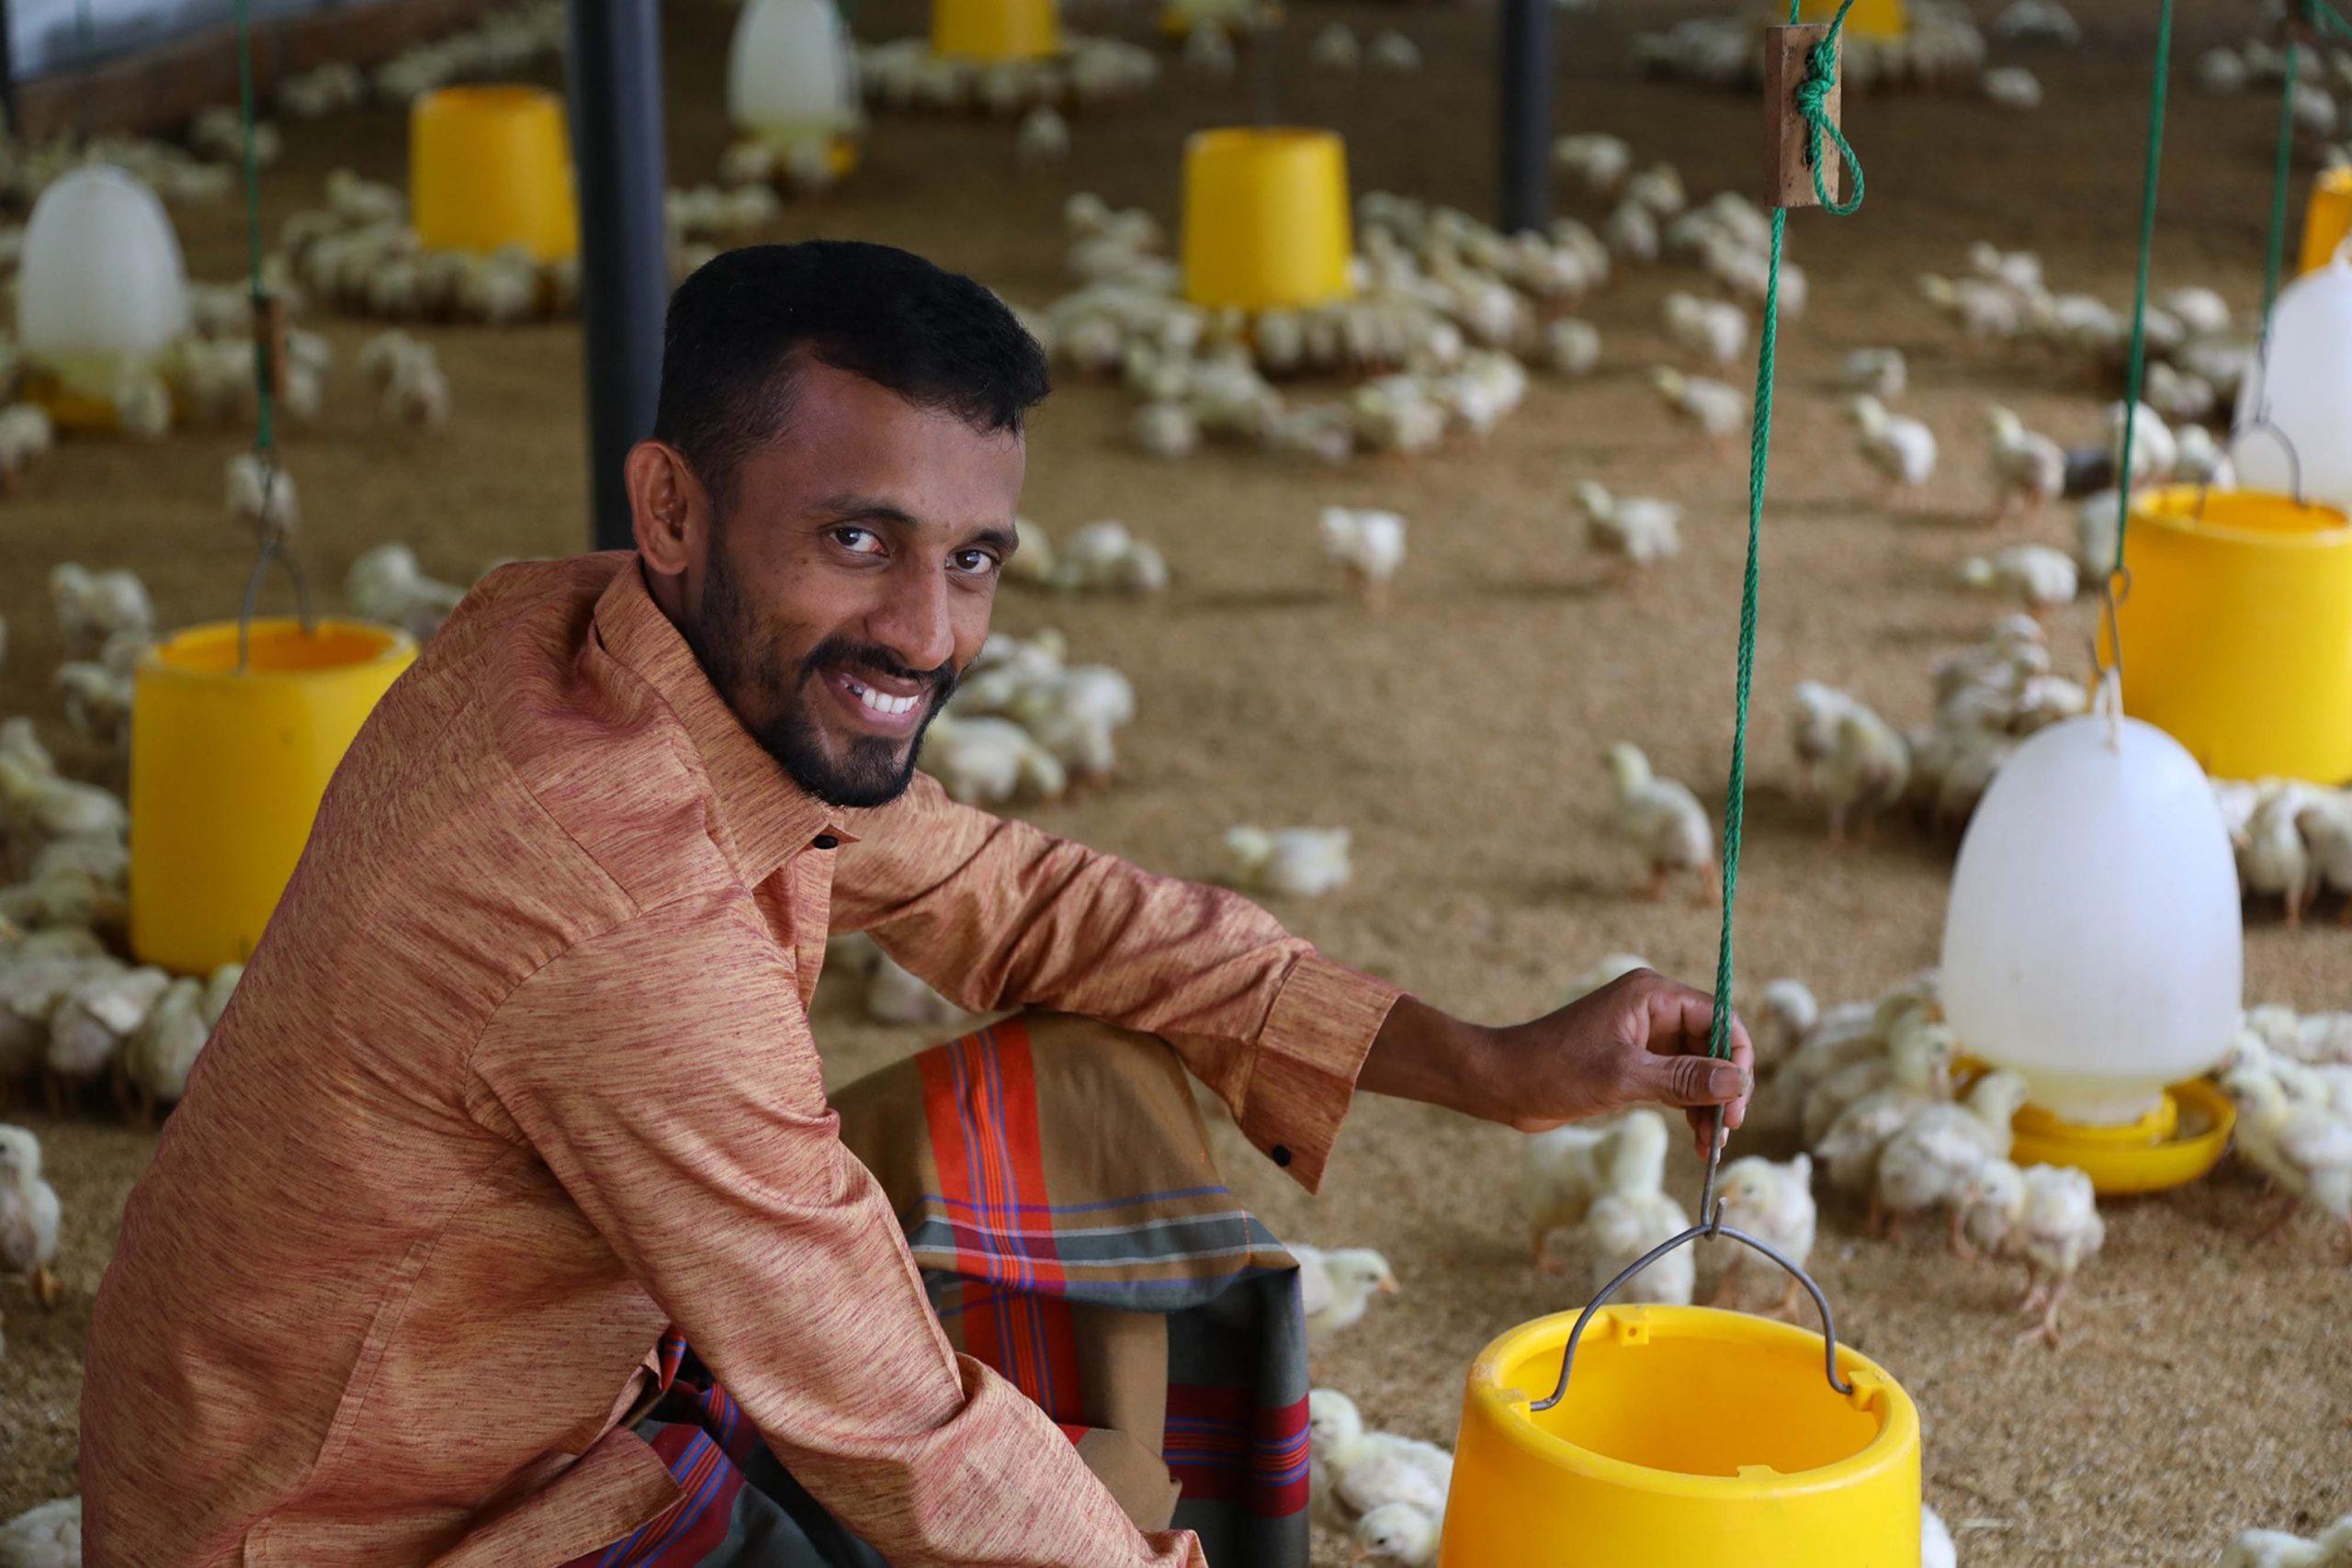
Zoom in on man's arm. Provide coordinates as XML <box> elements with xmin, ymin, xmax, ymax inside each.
<box><xmin>834</xmin><ymin>778</ymin><xmax>1754</xmax><ymax>1172</ymax></box>
<box><xmin>466</xmin><ymin>888</ymin><xmax>1201</xmax><ymax>1568</ymax></box>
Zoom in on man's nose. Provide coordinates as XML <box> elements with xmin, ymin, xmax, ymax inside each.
<box><xmin>864</xmin><ymin>563</ymin><xmax>957</xmax><ymax>677</ymax></box>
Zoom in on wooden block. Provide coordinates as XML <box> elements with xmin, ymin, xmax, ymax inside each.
<box><xmin>1764</xmin><ymin>22</ymin><xmax>1839</xmax><ymax>210</ymax></box>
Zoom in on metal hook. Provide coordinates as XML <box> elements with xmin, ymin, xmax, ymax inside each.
<box><xmin>235</xmin><ymin>457</ymin><xmax>315</xmax><ymax>674</ymax></box>
<box><xmin>1527</xmin><ymin>1220</ymin><xmax>1855</xmax><ymax>1414</ymax></box>
<box><xmin>2228</xmin><ymin>416</ymin><xmax>2308</xmax><ymax>510</ymax></box>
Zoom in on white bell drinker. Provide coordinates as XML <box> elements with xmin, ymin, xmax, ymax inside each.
<box><xmin>2233</xmin><ymin>240</ymin><xmax>2352</xmax><ymax>513</ymax></box>
<box><xmin>728</xmin><ymin>0</ymin><xmax>863</xmax><ymax>150</ymax></box>
<box><xmin>17</xmin><ymin>164</ymin><xmax>190</xmax><ymax>400</ymax></box>
<box><xmin>1939</xmin><ymin>682</ymin><xmax>2242</xmax><ymax>1126</ymax></box>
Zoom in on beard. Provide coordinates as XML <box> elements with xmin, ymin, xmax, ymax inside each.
<box><xmin>682</xmin><ymin>536</ymin><xmax>957</xmax><ymax>809</ymax></box>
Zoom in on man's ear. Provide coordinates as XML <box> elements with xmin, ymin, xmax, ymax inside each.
<box><xmin>625</xmin><ymin>441</ymin><xmax>713</xmax><ymax>577</ymax></box>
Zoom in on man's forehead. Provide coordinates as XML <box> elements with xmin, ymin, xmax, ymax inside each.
<box><xmin>738</xmin><ymin>367</ymin><xmax>1025</xmax><ymax>520</ymax></box>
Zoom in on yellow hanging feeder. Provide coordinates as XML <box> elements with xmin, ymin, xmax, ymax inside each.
<box><xmin>1180</xmin><ymin>128</ymin><xmax>1355</xmax><ymax>311</ymax></box>
<box><xmin>930</xmin><ymin>0</ymin><xmax>1060</xmax><ymax>62</ymax></box>
<box><xmin>1802</xmin><ymin>0</ymin><xmax>1904</xmax><ymax>39</ymax></box>
<box><xmin>411</xmin><ymin>85</ymin><xmax>582</xmax><ymax>263</ymax></box>
<box><xmin>130</xmin><ymin>618</ymin><xmax>415</xmax><ymax>976</ymax></box>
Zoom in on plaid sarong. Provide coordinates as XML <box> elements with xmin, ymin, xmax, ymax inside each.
<box><xmin>563</xmin><ymin>1014</ymin><xmax>1312</xmax><ymax>1568</ymax></box>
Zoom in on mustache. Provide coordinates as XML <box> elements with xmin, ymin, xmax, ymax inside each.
<box><xmin>801</xmin><ymin>637</ymin><xmax>959</xmax><ymax>705</ymax></box>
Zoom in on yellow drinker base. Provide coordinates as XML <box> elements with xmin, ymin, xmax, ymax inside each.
<box><xmin>2116</xmin><ymin>487</ymin><xmax>2352</xmax><ymax>785</ymax></box>
<box><xmin>2302</xmin><ymin>166</ymin><xmax>2351</xmax><ymax>276</ymax></box>
<box><xmin>1181</xmin><ymin>128</ymin><xmax>1354</xmax><ymax>312</ymax></box>
<box><xmin>2007</xmin><ymin>1080</ymin><xmax>2235</xmax><ymax>1197</ymax></box>
<box><xmin>1441</xmin><ymin>1306</ymin><xmax>1920</xmax><ymax>1567</ymax></box>
<box><xmin>130</xmin><ymin>619</ymin><xmax>415</xmax><ymax>976</ymax></box>
<box><xmin>411</xmin><ymin>85</ymin><xmax>582</xmax><ymax>263</ymax></box>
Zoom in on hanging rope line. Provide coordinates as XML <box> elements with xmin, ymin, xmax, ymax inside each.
<box><xmin>2263</xmin><ymin>40</ymin><xmax>2300</xmax><ymax>320</ymax></box>
<box><xmin>1698</xmin><ymin>0</ymin><xmax>1865</xmax><ymax>1213</ymax></box>
<box><xmin>2096</xmin><ymin>0</ymin><xmax>2173</xmax><ymax>689</ymax></box>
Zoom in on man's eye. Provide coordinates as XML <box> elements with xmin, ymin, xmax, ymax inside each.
<box><xmin>832</xmin><ymin>527</ymin><xmax>884</xmax><ymax>555</ymax></box>
<box><xmin>951</xmin><ymin>548</ymin><xmax>1001</xmax><ymax>575</ymax></box>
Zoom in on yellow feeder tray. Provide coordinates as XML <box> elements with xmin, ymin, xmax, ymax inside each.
<box><xmin>16</xmin><ymin>360</ymin><xmax>130</xmax><ymax>433</ymax></box>
<box><xmin>1442</xmin><ymin>1305</ymin><xmax>1920</xmax><ymax>1566</ymax></box>
<box><xmin>1803</xmin><ymin>0</ymin><xmax>1905</xmax><ymax>39</ymax></box>
<box><xmin>411</xmin><ymin>85</ymin><xmax>582</xmax><ymax>263</ymax></box>
<box><xmin>1952</xmin><ymin>1059</ymin><xmax>2236</xmax><ymax>1196</ymax></box>
<box><xmin>2114</xmin><ymin>486</ymin><xmax>2352</xmax><ymax>784</ymax></box>
<box><xmin>2302</xmin><ymin>166</ymin><xmax>2352</xmax><ymax>277</ymax></box>
<box><xmin>931</xmin><ymin>0</ymin><xmax>1059</xmax><ymax>62</ymax></box>
<box><xmin>1181</xmin><ymin>128</ymin><xmax>1354</xmax><ymax>312</ymax></box>
<box><xmin>130</xmin><ymin>619</ymin><xmax>416</xmax><ymax>976</ymax></box>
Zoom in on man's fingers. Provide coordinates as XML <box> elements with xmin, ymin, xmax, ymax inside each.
<box><xmin>1641</xmin><ymin>1049</ymin><xmax>1750</xmax><ymax>1109</ymax></box>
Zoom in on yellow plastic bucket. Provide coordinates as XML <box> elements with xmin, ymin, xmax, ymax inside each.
<box><xmin>1803</xmin><ymin>0</ymin><xmax>1905</xmax><ymax>39</ymax></box>
<box><xmin>930</xmin><ymin>0</ymin><xmax>1059</xmax><ymax>62</ymax></box>
<box><xmin>1181</xmin><ymin>128</ymin><xmax>1354</xmax><ymax>312</ymax></box>
<box><xmin>2305</xmin><ymin>167</ymin><xmax>2352</xmax><ymax>277</ymax></box>
<box><xmin>2115</xmin><ymin>487</ymin><xmax>2352</xmax><ymax>784</ymax></box>
<box><xmin>130</xmin><ymin>619</ymin><xmax>416</xmax><ymax>976</ymax></box>
<box><xmin>1441</xmin><ymin>1306</ymin><xmax>1920</xmax><ymax>1567</ymax></box>
<box><xmin>411</xmin><ymin>85</ymin><xmax>582</xmax><ymax>263</ymax></box>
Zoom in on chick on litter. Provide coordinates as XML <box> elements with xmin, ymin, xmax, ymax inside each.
<box><xmin>1706</xmin><ymin>1152</ymin><xmax>1815</xmax><ymax>1314</ymax></box>
<box><xmin>2013</xmin><ymin>1162</ymin><xmax>2104</xmax><ymax>1346</ymax></box>
<box><xmin>1573</xmin><ymin>481</ymin><xmax>1681</xmax><ymax>569</ymax></box>
<box><xmin>922</xmin><ymin>714</ymin><xmax>1066</xmax><ymax>805</ymax></box>
<box><xmin>1523</xmin><ymin>1110</ymin><xmax>1669</xmax><ymax>1269</ymax></box>
<box><xmin>1922</xmin><ymin>1504</ymin><xmax>1958</xmax><ymax>1568</ymax></box>
<box><xmin>1662</xmin><ymin>291</ymin><xmax>1747</xmax><ymax>367</ymax></box>
<box><xmin>1226</xmin><ymin>827</ymin><xmax>1351</xmax><ymax>897</ymax></box>
<box><xmin>1849</xmin><ymin>395</ymin><xmax>1938</xmax><ymax>491</ymax></box>
<box><xmin>1651</xmin><ymin>367</ymin><xmax>1745</xmax><ymax>438</ymax></box>
<box><xmin>0</xmin><ymin>404</ymin><xmax>55</xmax><ymax>489</ymax></box>
<box><xmin>1566</xmin><ymin>953</ymin><xmax>1653</xmax><ymax>1003</ymax></box>
<box><xmin>1544</xmin><ymin>319</ymin><xmax>1601</xmax><ymax>378</ymax></box>
<box><xmin>2107</xmin><ymin>400</ymin><xmax>2177</xmax><ymax>485</ymax></box>
<box><xmin>1319</xmin><ymin>506</ymin><xmax>1407</xmax><ymax>609</ymax></box>
<box><xmin>1368</xmin><ymin>31</ymin><xmax>1421</xmax><ymax>71</ymax></box>
<box><xmin>48</xmin><ymin>962</ymin><xmax>172</xmax><ymax>1111</ymax></box>
<box><xmin>0</xmin><ymin>1495</ymin><xmax>79</xmax><ymax>1568</ymax></box>
<box><xmin>1015</xmin><ymin>106</ymin><xmax>1069</xmax><ymax>164</ymax></box>
<box><xmin>1352</xmin><ymin>1500</ymin><xmax>1441</xmax><ymax>1566</ymax></box>
<box><xmin>1307</xmin><ymin>1388</ymin><xmax>1452</xmax><ymax>1520</ymax></box>
<box><xmin>1983</xmin><ymin>66</ymin><xmax>2043</xmax><ymax>108</ymax></box>
<box><xmin>2241</xmin><ymin>788</ymin><xmax>2318</xmax><ymax>927</ymax></box>
<box><xmin>1049</xmin><ymin>519</ymin><xmax>1168</xmax><ymax>595</ymax></box>
<box><xmin>1554</xmin><ymin>133</ymin><xmax>1633</xmax><ymax>193</ymax></box>
<box><xmin>1813</xmin><ymin>1012</ymin><xmax>1959</xmax><ymax>1192</ymax></box>
<box><xmin>0</xmin><ymin>1122</ymin><xmax>62</xmax><ymax>1309</ymax></box>
<box><xmin>1132</xmin><ymin>400</ymin><xmax>1200</xmax><ymax>458</ymax></box>
<box><xmin>1955</xmin><ymin>1156</ymin><xmax>2027</xmax><ymax>1264</ymax></box>
<box><xmin>1871</xmin><ymin>1068</ymin><xmax>2029</xmax><ymax>1244</ymax></box>
<box><xmin>1985</xmin><ymin>405</ymin><xmax>2066</xmax><ymax>517</ymax></box>
<box><xmin>1959</xmin><ymin>544</ymin><xmax>2077</xmax><ymax>615</ymax></box>
<box><xmin>49</xmin><ymin>563</ymin><xmax>154</xmax><ymax>660</ymax></box>
<box><xmin>1602</xmin><ymin>742</ymin><xmax>1715</xmax><ymax>901</ymax></box>
<box><xmin>346</xmin><ymin>543</ymin><xmax>466</xmax><ymax>643</ymax></box>
<box><xmin>1748</xmin><ymin>977</ymin><xmax>1819</xmax><ymax>1068</ymax></box>
<box><xmin>1581</xmin><ymin>1184</ymin><xmax>1695</xmax><ymax>1304</ymax></box>
<box><xmin>1820</xmin><ymin>705</ymin><xmax>1911</xmax><ymax>843</ymax></box>
<box><xmin>2223</xmin><ymin>1062</ymin><xmax>2352</xmax><ymax>1251</ymax></box>
<box><xmin>1292</xmin><ymin>1246</ymin><xmax>1398</xmax><ymax>1340</ymax></box>
<box><xmin>1840</xmin><ymin>347</ymin><xmax>1906</xmax><ymax>400</ymax></box>
<box><xmin>2217</xmin><ymin>1516</ymin><xmax>2352</xmax><ymax>1568</ymax></box>
<box><xmin>1605</xmin><ymin>201</ymin><xmax>1660</xmax><ymax>264</ymax></box>
<box><xmin>1309</xmin><ymin>22</ymin><xmax>1360</xmax><ymax>70</ymax></box>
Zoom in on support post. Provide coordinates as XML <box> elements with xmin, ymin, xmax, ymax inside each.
<box><xmin>1498</xmin><ymin>0</ymin><xmax>1550</xmax><ymax>235</ymax></box>
<box><xmin>566</xmin><ymin>0</ymin><xmax>670</xmax><ymax>551</ymax></box>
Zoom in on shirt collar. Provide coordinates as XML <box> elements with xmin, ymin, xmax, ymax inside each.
<box><xmin>589</xmin><ymin>555</ymin><xmax>858</xmax><ymax>886</ymax></box>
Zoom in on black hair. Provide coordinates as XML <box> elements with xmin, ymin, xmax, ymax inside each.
<box><xmin>651</xmin><ymin>240</ymin><xmax>1051</xmax><ymax>511</ymax></box>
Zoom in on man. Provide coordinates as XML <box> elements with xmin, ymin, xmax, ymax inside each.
<box><xmin>81</xmin><ymin>242</ymin><xmax>1750</xmax><ymax>1568</ymax></box>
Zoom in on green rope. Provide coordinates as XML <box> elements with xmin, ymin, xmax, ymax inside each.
<box><xmin>234</xmin><ymin>0</ymin><xmax>276</xmax><ymax>454</ymax></box>
<box><xmin>2108</xmin><ymin>0</ymin><xmax>2173</xmax><ymax>583</ymax></box>
<box><xmin>2264</xmin><ymin>43</ymin><xmax>2299</xmax><ymax>321</ymax></box>
<box><xmin>1704</xmin><ymin>0</ymin><xmax>1865</xmax><ymax>1071</ymax></box>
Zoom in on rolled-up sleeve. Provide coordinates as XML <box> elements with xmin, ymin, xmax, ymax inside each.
<box><xmin>466</xmin><ymin>889</ymin><xmax>1204</xmax><ymax>1568</ymax></box>
<box><xmin>833</xmin><ymin>775</ymin><xmax>1403</xmax><ymax>1190</ymax></box>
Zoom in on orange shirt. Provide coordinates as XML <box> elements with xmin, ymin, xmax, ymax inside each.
<box><xmin>80</xmin><ymin>554</ymin><xmax>1400</xmax><ymax>1568</ymax></box>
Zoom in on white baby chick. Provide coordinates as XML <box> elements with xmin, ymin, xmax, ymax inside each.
<box><xmin>1015</xmin><ymin>106</ymin><xmax>1069</xmax><ymax>164</ymax></box>
<box><xmin>1320</xmin><ymin>507</ymin><xmax>1408</xmax><ymax>609</ymax></box>
<box><xmin>1554</xmin><ymin>132</ymin><xmax>1633</xmax><ymax>193</ymax></box>
<box><xmin>1872</xmin><ymin>1069</ymin><xmax>2029</xmax><ymax>1245</ymax></box>
<box><xmin>1959</xmin><ymin>545</ymin><xmax>2077</xmax><ymax>615</ymax></box>
<box><xmin>1523</xmin><ymin>1110</ymin><xmax>1669</xmax><ymax>1269</ymax></box>
<box><xmin>1985</xmin><ymin>405</ymin><xmax>2065</xmax><ymax>518</ymax></box>
<box><xmin>921</xmin><ymin>714</ymin><xmax>1066</xmax><ymax>806</ymax></box>
<box><xmin>1306</xmin><ymin>1389</ymin><xmax>1452</xmax><ymax>1519</ymax></box>
<box><xmin>1352</xmin><ymin>1500</ymin><xmax>1441</xmax><ymax>1566</ymax></box>
<box><xmin>1840</xmin><ymin>347</ymin><xmax>1906</xmax><ymax>400</ymax></box>
<box><xmin>1706</xmin><ymin>1152</ymin><xmax>1815</xmax><ymax>1314</ymax></box>
<box><xmin>2242</xmin><ymin>789</ymin><xmax>2318</xmax><ymax>927</ymax></box>
<box><xmin>1293</xmin><ymin>1246</ymin><xmax>1399</xmax><ymax>1340</ymax></box>
<box><xmin>2013</xmin><ymin>1163</ymin><xmax>2104</xmax><ymax>1346</ymax></box>
<box><xmin>1790</xmin><ymin>681</ymin><xmax>1857</xmax><ymax>798</ymax></box>
<box><xmin>1226</xmin><ymin>827</ymin><xmax>1352</xmax><ymax>897</ymax></box>
<box><xmin>346</xmin><ymin>543</ymin><xmax>467</xmax><ymax>643</ymax></box>
<box><xmin>1749</xmin><ymin>977</ymin><xmax>1819</xmax><ymax>1069</ymax></box>
<box><xmin>1544</xmin><ymin>318</ymin><xmax>1602</xmax><ymax>378</ymax></box>
<box><xmin>2299</xmin><ymin>795</ymin><xmax>2352</xmax><ymax>912</ymax></box>
<box><xmin>1651</xmin><ymin>368</ymin><xmax>1744</xmax><ymax>438</ymax></box>
<box><xmin>1849</xmin><ymin>395</ymin><xmax>1938</xmax><ymax>491</ymax></box>
<box><xmin>49</xmin><ymin>563</ymin><xmax>154</xmax><ymax>659</ymax></box>
<box><xmin>1813</xmin><ymin>1014</ymin><xmax>1959</xmax><ymax>1192</ymax></box>
<box><xmin>1573</xmin><ymin>481</ymin><xmax>1681</xmax><ymax>569</ymax></box>
<box><xmin>121</xmin><ymin>975</ymin><xmax>209</xmax><ymax>1118</ymax></box>
<box><xmin>48</xmin><ymin>963</ymin><xmax>171</xmax><ymax>1109</ymax></box>
<box><xmin>1820</xmin><ymin>705</ymin><xmax>1911</xmax><ymax>844</ymax></box>
<box><xmin>1602</xmin><ymin>742</ymin><xmax>1715</xmax><ymax>902</ymax></box>
<box><xmin>1309</xmin><ymin>22</ymin><xmax>1360</xmax><ymax>70</ymax></box>
<box><xmin>2224</xmin><ymin>1064</ymin><xmax>2352</xmax><ymax>1252</ymax></box>
<box><xmin>1983</xmin><ymin>66</ymin><xmax>2043</xmax><ymax>108</ymax></box>
<box><xmin>1955</xmin><ymin>1156</ymin><xmax>2027</xmax><ymax>1265</ymax></box>
<box><xmin>1922</xmin><ymin>1503</ymin><xmax>1958</xmax><ymax>1568</ymax></box>
<box><xmin>0</xmin><ymin>1496</ymin><xmax>80</xmax><ymax>1568</ymax></box>
<box><xmin>2216</xmin><ymin>1516</ymin><xmax>2352</xmax><ymax>1568</ymax></box>
<box><xmin>1131</xmin><ymin>400</ymin><xmax>1201</xmax><ymax>458</ymax></box>
<box><xmin>2107</xmin><ymin>400</ymin><xmax>2177</xmax><ymax>485</ymax></box>
<box><xmin>0</xmin><ymin>1123</ymin><xmax>62</xmax><ymax>1308</ymax></box>
<box><xmin>1050</xmin><ymin>520</ymin><xmax>1168</xmax><ymax>595</ymax></box>
<box><xmin>1662</xmin><ymin>291</ymin><xmax>1747</xmax><ymax>367</ymax></box>
<box><xmin>1581</xmin><ymin>1186</ymin><xmax>1695</xmax><ymax>1304</ymax></box>
<box><xmin>1368</xmin><ymin>31</ymin><xmax>1421</xmax><ymax>72</ymax></box>
<box><xmin>1566</xmin><ymin>953</ymin><xmax>1653</xmax><ymax>1002</ymax></box>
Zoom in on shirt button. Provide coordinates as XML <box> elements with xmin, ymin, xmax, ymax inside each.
<box><xmin>1270</xmin><ymin>1145</ymin><xmax>1293</xmax><ymax>1168</ymax></box>
<box><xmin>811</xmin><ymin>835</ymin><xmax>839</xmax><ymax>851</ymax></box>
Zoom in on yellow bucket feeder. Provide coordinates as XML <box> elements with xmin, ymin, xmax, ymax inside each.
<box><xmin>1802</xmin><ymin>0</ymin><xmax>1905</xmax><ymax>39</ymax></box>
<box><xmin>2115</xmin><ymin>487</ymin><xmax>2352</xmax><ymax>784</ymax></box>
<box><xmin>130</xmin><ymin>619</ymin><xmax>415</xmax><ymax>976</ymax></box>
<box><xmin>1181</xmin><ymin>128</ymin><xmax>1354</xmax><ymax>312</ymax></box>
<box><xmin>2302</xmin><ymin>166</ymin><xmax>2352</xmax><ymax>277</ymax></box>
<box><xmin>411</xmin><ymin>85</ymin><xmax>582</xmax><ymax>263</ymax></box>
<box><xmin>1442</xmin><ymin>1303</ymin><xmax>1920</xmax><ymax>1566</ymax></box>
<box><xmin>930</xmin><ymin>0</ymin><xmax>1059</xmax><ymax>62</ymax></box>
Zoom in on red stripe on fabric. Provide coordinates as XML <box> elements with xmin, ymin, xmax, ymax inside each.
<box><xmin>1164</xmin><ymin>1386</ymin><xmax>1312</xmax><ymax>1518</ymax></box>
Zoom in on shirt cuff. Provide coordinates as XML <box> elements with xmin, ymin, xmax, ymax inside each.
<box><xmin>1238</xmin><ymin>952</ymin><xmax>1404</xmax><ymax>1193</ymax></box>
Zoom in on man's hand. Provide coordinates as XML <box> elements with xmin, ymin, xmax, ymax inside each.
<box><xmin>1358</xmin><ymin>969</ymin><xmax>1754</xmax><ymax>1159</ymax></box>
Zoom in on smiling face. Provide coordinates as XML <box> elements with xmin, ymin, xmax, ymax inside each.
<box><xmin>630</xmin><ymin>357</ymin><xmax>1026</xmax><ymax>807</ymax></box>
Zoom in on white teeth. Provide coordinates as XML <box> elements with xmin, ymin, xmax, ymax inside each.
<box><xmin>846</xmin><ymin>678</ymin><xmax>918</xmax><ymax>717</ymax></box>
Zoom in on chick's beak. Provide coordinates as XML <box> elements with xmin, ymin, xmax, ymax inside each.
<box><xmin>1377</xmin><ymin>1277</ymin><xmax>1400</xmax><ymax>1294</ymax></box>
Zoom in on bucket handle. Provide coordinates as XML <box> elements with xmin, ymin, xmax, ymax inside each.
<box><xmin>2211</xmin><ymin>416</ymin><xmax>2307</xmax><ymax>516</ymax></box>
<box><xmin>1527</xmin><ymin>1219</ymin><xmax>1855</xmax><ymax>1414</ymax></box>
<box><xmin>235</xmin><ymin>456</ymin><xmax>315</xmax><ymax>673</ymax></box>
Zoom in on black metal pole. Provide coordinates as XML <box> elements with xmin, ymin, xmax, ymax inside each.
<box><xmin>1498</xmin><ymin>0</ymin><xmax>1551</xmax><ymax>235</ymax></box>
<box><xmin>0</xmin><ymin>0</ymin><xmax>18</xmax><ymax>140</ymax></box>
<box><xmin>567</xmin><ymin>0</ymin><xmax>670</xmax><ymax>552</ymax></box>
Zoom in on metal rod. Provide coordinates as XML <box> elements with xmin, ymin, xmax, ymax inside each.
<box><xmin>0</xmin><ymin>0</ymin><xmax>18</xmax><ymax>140</ymax></box>
<box><xmin>1528</xmin><ymin>1223</ymin><xmax>1854</xmax><ymax>1414</ymax></box>
<box><xmin>1498</xmin><ymin>0</ymin><xmax>1551</xmax><ymax>234</ymax></box>
<box><xmin>566</xmin><ymin>0</ymin><xmax>671</xmax><ymax>553</ymax></box>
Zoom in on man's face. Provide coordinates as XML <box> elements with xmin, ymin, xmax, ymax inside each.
<box><xmin>674</xmin><ymin>361</ymin><xmax>1025</xmax><ymax>807</ymax></box>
